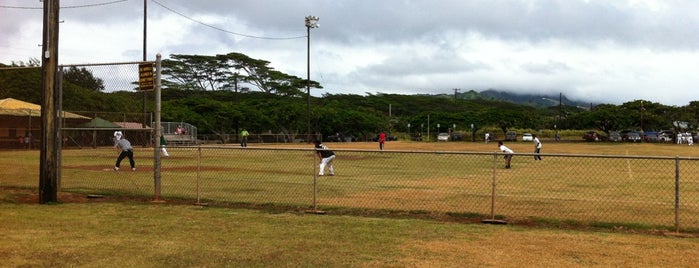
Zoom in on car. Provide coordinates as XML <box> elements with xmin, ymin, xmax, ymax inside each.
<box><xmin>437</xmin><ymin>132</ymin><xmax>449</xmax><ymax>142</ymax></box>
<box><xmin>583</xmin><ymin>131</ymin><xmax>603</xmax><ymax>142</ymax></box>
<box><xmin>522</xmin><ymin>133</ymin><xmax>533</xmax><ymax>142</ymax></box>
<box><xmin>658</xmin><ymin>130</ymin><xmax>673</xmax><ymax>142</ymax></box>
<box><xmin>608</xmin><ymin>131</ymin><xmax>622</xmax><ymax>142</ymax></box>
<box><xmin>623</xmin><ymin>131</ymin><xmax>642</xmax><ymax>142</ymax></box>
<box><xmin>643</xmin><ymin>131</ymin><xmax>657</xmax><ymax>142</ymax></box>
<box><xmin>505</xmin><ymin>131</ymin><xmax>517</xmax><ymax>141</ymax></box>
<box><xmin>326</xmin><ymin>133</ymin><xmax>344</xmax><ymax>142</ymax></box>
<box><xmin>658</xmin><ymin>133</ymin><xmax>672</xmax><ymax>142</ymax></box>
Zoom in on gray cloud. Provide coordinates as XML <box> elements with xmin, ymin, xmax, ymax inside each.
<box><xmin>2</xmin><ymin>0</ymin><xmax>699</xmax><ymax>105</ymax></box>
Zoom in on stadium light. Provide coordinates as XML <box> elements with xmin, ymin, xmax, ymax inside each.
<box><xmin>305</xmin><ymin>15</ymin><xmax>319</xmax><ymax>142</ymax></box>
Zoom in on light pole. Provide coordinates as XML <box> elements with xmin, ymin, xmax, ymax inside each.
<box><xmin>305</xmin><ymin>15</ymin><xmax>319</xmax><ymax>142</ymax></box>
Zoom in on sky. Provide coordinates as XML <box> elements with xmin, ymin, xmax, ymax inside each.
<box><xmin>1</xmin><ymin>0</ymin><xmax>699</xmax><ymax>106</ymax></box>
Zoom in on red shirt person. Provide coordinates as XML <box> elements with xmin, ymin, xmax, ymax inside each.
<box><xmin>378</xmin><ymin>132</ymin><xmax>386</xmax><ymax>150</ymax></box>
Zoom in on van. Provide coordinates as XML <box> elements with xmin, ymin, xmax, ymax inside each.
<box><xmin>505</xmin><ymin>131</ymin><xmax>517</xmax><ymax>141</ymax></box>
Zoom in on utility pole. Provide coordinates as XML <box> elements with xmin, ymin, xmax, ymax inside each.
<box><xmin>142</xmin><ymin>0</ymin><xmax>149</xmax><ymax>145</ymax></box>
<box><xmin>640</xmin><ymin>100</ymin><xmax>645</xmax><ymax>131</ymax></box>
<box><xmin>453</xmin><ymin>88</ymin><xmax>460</xmax><ymax>101</ymax></box>
<box><xmin>39</xmin><ymin>0</ymin><xmax>60</xmax><ymax>204</ymax></box>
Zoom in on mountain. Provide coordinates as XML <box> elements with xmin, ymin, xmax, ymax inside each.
<box><xmin>453</xmin><ymin>89</ymin><xmax>594</xmax><ymax>109</ymax></box>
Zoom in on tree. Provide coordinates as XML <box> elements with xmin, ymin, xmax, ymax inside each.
<box><xmin>161</xmin><ymin>54</ymin><xmax>229</xmax><ymax>91</ymax></box>
<box><xmin>216</xmin><ymin>52</ymin><xmax>321</xmax><ymax>95</ymax></box>
<box><xmin>62</xmin><ymin>66</ymin><xmax>105</xmax><ymax>92</ymax></box>
<box><xmin>161</xmin><ymin>52</ymin><xmax>322</xmax><ymax>96</ymax></box>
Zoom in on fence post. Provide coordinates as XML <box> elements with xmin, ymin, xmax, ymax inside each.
<box><xmin>483</xmin><ymin>152</ymin><xmax>506</xmax><ymax>224</ymax></box>
<box><xmin>153</xmin><ymin>54</ymin><xmax>162</xmax><ymax>201</ymax></box>
<box><xmin>195</xmin><ymin>145</ymin><xmax>204</xmax><ymax>205</ymax></box>
<box><xmin>307</xmin><ymin>148</ymin><xmax>325</xmax><ymax>214</ymax></box>
<box><xmin>674</xmin><ymin>155</ymin><xmax>680</xmax><ymax>233</ymax></box>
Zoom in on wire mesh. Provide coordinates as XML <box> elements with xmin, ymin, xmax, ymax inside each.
<box><xmin>3</xmin><ymin>146</ymin><xmax>699</xmax><ymax>232</ymax></box>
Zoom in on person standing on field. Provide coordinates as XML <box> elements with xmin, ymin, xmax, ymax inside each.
<box><xmin>240</xmin><ymin>129</ymin><xmax>249</xmax><ymax>147</ymax></box>
<box><xmin>315</xmin><ymin>140</ymin><xmax>335</xmax><ymax>176</ymax></box>
<box><xmin>498</xmin><ymin>141</ymin><xmax>514</xmax><ymax>169</ymax></box>
<box><xmin>485</xmin><ymin>132</ymin><xmax>490</xmax><ymax>144</ymax></box>
<box><xmin>114</xmin><ymin>135</ymin><xmax>136</xmax><ymax>172</ymax></box>
<box><xmin>533</xmin><ymin>134</ymin><xmax>542</xmax><ymax>160</ymax></box>
<box><xmin>160</xmin><ymin>135</ymin><xmax>169</xmax><ymax>158</ymax></box>
<box><xmin>378</xmin><ymin>131</ymin><xmax>386</xmax><ymax>150</ymax></box>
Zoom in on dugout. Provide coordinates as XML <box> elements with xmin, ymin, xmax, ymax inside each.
<box><xmin>0</xmin><ymin>98</ymin><xmax>90</xmax><ymax>149</ymax></box>
<box><xmin>0</xmin><ymin>98</ymin><xmax>155</xmax><ymax>150</ymax></box>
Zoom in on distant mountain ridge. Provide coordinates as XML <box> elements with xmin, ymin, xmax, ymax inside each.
<box><xmin>434</xmin><ymin>89</ymin><xmax>594</xmax><ymax>109</ymax></box>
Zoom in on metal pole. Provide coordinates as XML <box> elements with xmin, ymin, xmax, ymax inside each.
<box><xmin>196</xmin><ymin>146</ymin><xmax>203</xmax><ymax>205</ymax></box>
<box><xmin>490</xmin><ymin>152</ymin><xmax>497</xmax><ymax>219</ymax></box>
<box><xmin>306</xmin><ymin>25</ymin><xmax>311</xmax><ymax>143</ymax></box>
<box><xmin>153</xmin><ymin>54</ymin><xmax>162</xmax><ymax>201</ymax></box>
<box><xmin>482</xmin><ymin>152</ymin><xmax>506</xmax><ymax>224</ymax></box>
<box><xmin>305</xmin><ymin>149</ymin><xmax>324</xmax><ymax>214</ymax></box>
<box><xmin>142</xmin><ymin>0</ymin><xmax>148</xmax><ymax>146</ymax></box>
<box><xmin>56</xmin><ymin>68</ymin><xmax>63</xmax><ymax>191</ymax></box>
<box><xmin>674</xmin><ymin>156</ymin><xmax>680</xmax><ymax>233</ymax></box>
<box><xmin>313</xmin><ymin>151</ymin><xmax>318</xmax><ymax>211</ymax></box>
<box><xmin>143</xmin><ymin>0</ymin><xmax>147</xmax><ymax>61</ymax></box>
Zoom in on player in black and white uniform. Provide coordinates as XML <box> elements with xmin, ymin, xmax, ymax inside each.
<box><xmin>314</xmin><ymin>140</ymin><xmax>335</xmax><ymax>176</ymax></box>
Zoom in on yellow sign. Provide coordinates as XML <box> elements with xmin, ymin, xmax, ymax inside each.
<box><xmin>138</xmin><ymin>63</ymin><xmax>154</xmax><ymax>91</ymax></box>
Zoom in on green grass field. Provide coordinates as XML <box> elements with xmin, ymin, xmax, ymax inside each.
<box><xmin>3</xmin><ymin>141</ymin><xmax>699</xmax><ymax>266</ymax></box>
<box><xmin>3</xmin><ymin>141</ymin><xmax>699</xmax><ymax>230</ymax></box>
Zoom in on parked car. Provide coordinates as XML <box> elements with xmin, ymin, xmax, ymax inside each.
<box><xmin>583</xmin><ymin>131</ymin><xmax>603</xmax><ymax>142</ymax></box>
<box><xmin>623</xmin><ymin>131</ymin><xmax>642</xmax><ymax>142</ymax></box>
<box><xmin>437</xmin><ymin>132</ymin><xmax>449</xmax><ymax>142</ymax></box>
<box><xmin>326</xmin><ymin>133</ymin><xmax>358</xmax><ymax>142</ymax></box>
<box><xmin>658</xmin><ymin>133</ymin><xmax>672</xmax><ymax>142</ymax></box>
<box><xmin>608</xmin><ymin>131</ymin><xmax>622</xmax><ymax>142</ymax></box>
<box><xmin>522</xmin><ymin>133</ymin><xmax>533</xmax><ymax>142</ymax></box>
<box><xmin>658</xmin><ymin>130</ymin><xmax>673</xmax><ymax>142</ymax></box>
<box><xmin>643</xmin><ymin>131</ymin><xmax>659</xmax><ymax>142</ymax></box>
<box><xmin>505</xmin><ymin>131</ymin><xmax>517</xmax><ymax>141</ymax></box>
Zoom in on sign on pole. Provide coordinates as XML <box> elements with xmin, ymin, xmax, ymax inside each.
<box><xmin>138</xmin><ymin>62</ymin><xmax>154</xmax><ymax>91</ymax></box>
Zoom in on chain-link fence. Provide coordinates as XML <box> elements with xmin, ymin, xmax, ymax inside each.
<box><xmin>0</xmin><ymin>62</ymin><xmax>155</xmax><ymax>149</ymax></box>
<box><xmin>0</xmin><ymin>146</ymin><xmax>684</xmax><ymax>233</ymax></box>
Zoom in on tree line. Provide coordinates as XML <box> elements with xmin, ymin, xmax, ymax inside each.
<box><xmin>2</xmin><ymin>53</ymin><xmax>698</xmax><ymax>143</ymax></box>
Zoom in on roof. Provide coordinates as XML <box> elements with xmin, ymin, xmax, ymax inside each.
<box><xmin>0</xmin><ymin>98</ymin><xmax>89</xmax><ymax>119</ymax></box>
<box><xmin>80</xmin><ymin>117</ymin><xmax>122</xmax><ymax>128</ymax></box>
<box><xmin>115</xmin><ymin>122</ymin><xmax>152</xmax><ymax>130</ymax></box>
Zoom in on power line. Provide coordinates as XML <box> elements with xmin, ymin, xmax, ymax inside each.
<box><xmin>0</xmin><ymin>0</ymin><xmax>128</xmax><ymax>9</ymax></box>
<box><xmin>1</xmin><ymin>0</ymin><xmax>305</xmax><ymax>40</ymax></box>
<box><xmin>151</xmin><ymin>0</ymin><xmax>305</xmax><ymax>40</ymax></box>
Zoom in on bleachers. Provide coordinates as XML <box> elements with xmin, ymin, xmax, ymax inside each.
<box><xmin>161</xmin><ymin>122</ymin><xmax>198</xmax><ymax>146</ymax></box>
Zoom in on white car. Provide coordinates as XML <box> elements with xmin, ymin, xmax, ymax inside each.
<box><xmin>522</xmin><ymin>133</ymin><xmax>533</xmax><ymax>142</ymax></box>
<box><xmin>437</xmin><ymin>133</ymin><xmax>449</xmax><ymax>142</ymax></box>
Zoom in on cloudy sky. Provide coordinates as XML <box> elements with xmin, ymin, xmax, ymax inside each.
<box><xmin>1</xmin><ymin>0</ymin><xmax>698</xmax><ymax>106</ymax></box>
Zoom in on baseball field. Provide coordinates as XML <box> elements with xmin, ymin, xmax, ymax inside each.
<box><xmin>2</xmin><ymin>140</ymin><xmax>699</xmax><ymax>266</ymax></box>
